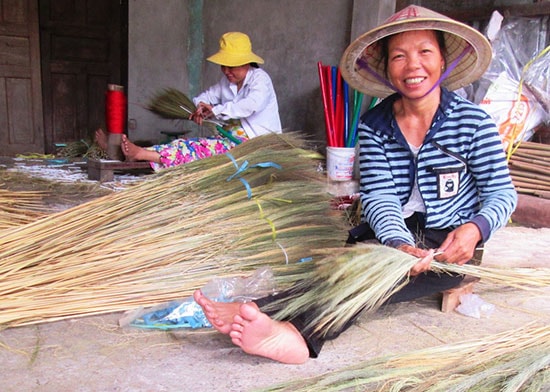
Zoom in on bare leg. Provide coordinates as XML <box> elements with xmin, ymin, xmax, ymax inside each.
<box><xmin>94</xmin><ymin>128</ymin><xmax>108</xmax><ymax>150</ymax></box>
<box><xmin>229</xmin><ymin>302</ymin><xmax>310</xmax><ymax>364</ymax></box>
<box><xmin>193</xmin><ymin>290</ymin><xmax>241</xmax><ymax>335</ymax></box>
<box><xmin>121</xmin><ymin>134</ymin><xmax>161</xmax><ymax>163</ymax></box>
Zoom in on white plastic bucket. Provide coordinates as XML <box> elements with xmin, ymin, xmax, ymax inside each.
<box><xmin>326</xmin><ymin>146</ymin><xmax>355</xmax><ymax>181</ymax></box>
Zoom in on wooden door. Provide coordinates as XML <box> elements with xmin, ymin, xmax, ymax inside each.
<box><xmin>0</xmin><ymin>0</ymin><xmax>44</xmax><ymax>156</ymax></box>
<box><xmin>39</xmin><ymin>0</ymin><xmax>127</xmax><ymax>153</ymax></box>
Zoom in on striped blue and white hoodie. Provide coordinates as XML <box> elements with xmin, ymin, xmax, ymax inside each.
<box><xmin>357</xmin><ymin>88</ymin><xmax>517</xmax><ymax>248</ymax></box>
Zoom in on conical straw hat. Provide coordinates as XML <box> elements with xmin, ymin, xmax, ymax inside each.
<box><xmin>340</xmin><ymin>5</ymin><xmax>492</xmax><ymax>97</ymax></box>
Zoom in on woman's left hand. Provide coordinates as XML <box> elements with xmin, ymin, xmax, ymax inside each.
<box><xmin>435</xmin><ymin>223</ymin><xmax>481</xmax><ymax>265</ymax></box>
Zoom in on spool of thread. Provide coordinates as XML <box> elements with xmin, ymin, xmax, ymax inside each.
<box><xmin>105</xmin><ymin>84</ymin><xmax>126</xmax><ymax>134</ymax></box>
<box><xmin>105</xmin><ymin>84</ymin><xmax>126</xmax><ymax>161</ymax></box>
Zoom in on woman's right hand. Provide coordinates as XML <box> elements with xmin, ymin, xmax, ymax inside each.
<box><xmin>190</xmin><ymin>103</ymin><xmax>214</xmax><ymax>125</ymax></box>
<box><xmin>397</xmin><ymin>244</ymin><xmax>434</xmax><ymax>276</ymax></box>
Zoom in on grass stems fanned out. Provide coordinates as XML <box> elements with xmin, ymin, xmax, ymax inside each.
<box><xmin>0</xmin><ymin>188</ymin><xmax>47</xmax><ymax>231</ymax></box>
<box><xmin>266</xmin><ymin>245</ymin><xmax>419</xmax><ymax>337</ymax></box>
<box><xmin>266</xmin><ymin>244</ymin><xmax>549</xmax><ymax>339</ymax></box>
<box><xmin>259</xmin><ymin>324</ymin><xmax>550</xmax><ymax>392</ymax></box>
<box><xmin>0</xmin><ymin>133</ymin><xmax>348</xmax><ymax>328</ymax></box>
<box><xmin>147</xmin><ymin>87</ymin><xmax>226</xmax><ymax>130</ymax></box>
<box><xmin>147</xmin><ymin>88</ymin><xmax>197</xmax><ymax>119</ymax></box>
<box><xmin>1</xmin><ymin>133</ymin><xmax>548</xmax><ymax>347</ymax></box>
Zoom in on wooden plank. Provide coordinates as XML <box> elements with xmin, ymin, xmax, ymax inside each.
<box><xmin>87</xmin><ymin>159</ymin><xmax>152</xmax><ymax>182</ymax></box>
<box><xmin>441</xmin><ymin>276</ymin><xmax>480</xmax><ymax>313</ymax></box>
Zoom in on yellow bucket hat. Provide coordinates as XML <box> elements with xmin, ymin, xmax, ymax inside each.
<box><xmin>207</xmin><ymin>32</ymin><xmax>265</xmax><ymax>67</ymax></box>
<box><xmin>340</xmin><ymin>5</ymin><xmax>492</xmax><ymax>97</ymax></box>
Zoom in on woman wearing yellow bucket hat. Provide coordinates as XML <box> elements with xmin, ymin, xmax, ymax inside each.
<box><xmin>96</xmin><ymin>32</ymin><xmax>281</xmax><ymax>170</ymax></box>
<box><xmin>189</xmin><ymin>31</ymin><xmax>281</xmax><ymax>138</ymax></box>
<box><xmin>192</xmin><ymin>6</ymin><xmax>517</xmax><ymax>365</ymax></box>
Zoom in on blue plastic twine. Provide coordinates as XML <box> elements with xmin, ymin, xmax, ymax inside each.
<box><xmin>225</xmin><ymin>152</ymin><xmax>282</xmax><ymax>199</ymax></box>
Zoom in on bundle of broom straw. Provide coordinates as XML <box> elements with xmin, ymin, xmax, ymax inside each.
<box><xmin>0</xmin><ymin>188</ymin><xmax>47</xmax><ymax>231</ymax></box>
<box><xmin>260</xmin><ymin>323</ymin><xmax>550</xmax><ymax>391</ymax></box>
<box><xmin>147</xmin><ymin>87</ymin><xmax>197</xmax><ymax>119</ymax></box>
<box><xmin>266</xmin><ymin>244</ymin><xmax>550</xmax><ymax>338</ymax></box>
<box><xmin>2</xmin><ymin>133</ymin><xmax>547</xmax><ymax>332</ymax></box>
<box><xmin>0</xmin><ymin>133</ymin><xmax>348</xmax><ymax>328</ymax></box>
<box><xmin>147</xmin><ymin>87</ymin><xmax>225</xmax><ymax>135</ymax></box>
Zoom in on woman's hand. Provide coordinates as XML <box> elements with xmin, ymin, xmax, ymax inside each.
<box><xmin>435</xmin><ymin>223</ymin><xmax>481</xmax><ymax>265</ymax></box>
<box><xmin>398</xmin><ymin>244</ymin><xmax>434</xmax><ymax>276</ymax></box>
<box><xmin>190</xmin><ymin>103</ymin><xmax>214</xmax><ymax>125</ymax></box>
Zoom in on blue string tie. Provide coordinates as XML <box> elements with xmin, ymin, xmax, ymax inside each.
<box><xmin>225</xmin><ymin>152</ymin><xmax>282</xmax><ymax>199</ymax></box>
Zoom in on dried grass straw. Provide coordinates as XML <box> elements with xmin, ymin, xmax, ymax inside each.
<box><xmin>2</xmin><ymin>134</ymin><xmax>548</xmax><ymax>334</ymax></box>
<box><xmin>147</xmin><ymin>88</ymin><xmax>197</xmax><ymax>119</ymax></box>
<box><xmin>56</xmin><ymin>139</ymin><xmax>108</xmax><ymax>159</ymax></box>
<box><xmin>267</xmin><ymin>244</ymin><xmax>549</xmax><ymax>338</ymax></box>
<box><xmin>147</xmin><ymin>87</ymin><xmax>223</xmax><ymax>132</ymax></box>
<box><xmin>0</xmin><ymin>134</ymin><xmax>348</xmax><ymax>328</ymax></box>
<box><xmin>0</xmin><ymin>188</ymin><xmax>47</xmax><ymax>230</ymax></box>
<box><xmin>259</xmin><ymin>323</ymin><xmax>550</xmax><ymax>392</ymax></box>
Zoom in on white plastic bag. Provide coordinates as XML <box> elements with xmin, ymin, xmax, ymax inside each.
<box><xmin>479</xmin><ymin>72</ymin><xmax>545</xmax><ymax>149</ymax></box>
<box><xmin>124</xmin><ymin>267</ymin><xmax>277</xmax><ymax>330</ymax></box>
<box><xmin>474</xmin><ymin>17</ymin><xmax>549</xmax><ymax>149</ymax></box>
<box><xmin>201</xmin><ymin>266</ymin><xmax>277</xmax><ymax>302</ymax></box>
<box><xmin>455</xmin><ymin>293</ymin><xmax>495</xmax><ymax>319</ymax></box>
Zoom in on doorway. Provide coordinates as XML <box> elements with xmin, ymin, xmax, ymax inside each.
<box><xmin>39</xmin><ymin>0</ymin><xmax>128</xmax><ymax>153</ymax></box>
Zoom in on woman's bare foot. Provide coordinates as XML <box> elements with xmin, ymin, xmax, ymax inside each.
<box><xmin>229</xmin><ymin>302</ymin><xmax>310</xmax><ymax>364</ymax></box>
<box><xmin>121</xmin><ymin>134</ymin><xmax>161</xmax><ymax>163</ymax></box>
<box><xmin>94</xmin><ymin>128</ymin><xmax>108</xmax><ymax>150</ymax></box>
<box><xmin>193</xmin><ymin>290</ymin><xmax>241</xmax><ymax>334</ymax></box>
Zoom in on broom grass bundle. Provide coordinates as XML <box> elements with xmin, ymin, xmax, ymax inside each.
<box><xmin>147</xmin><ymin>87</ymin><xmax>203</xmax><ymax>122</ymax></box>
<box><xmin>0</xmin><ymin>188</ymin><xmax>47</xmax><ymax>230</ymax></box>
<box><xmin>0</xmin><ymin>133</ymin><xmax>348</xmax><ymax>328</ymax></box>
<box><xmin>267</xmin><ymin>244</ymin><xmax>550</xmax><ymax>338</ymax></box>
<box><xmin>259</xmin><ymin>323</ymin><xmax>550</xmax><ymax>392</ymax></box>
<box><xmin>430</xmin><ymin>261</ymin><xmax>550</xmax><ymax>290</ymax></box>
<box><xmin>147</xmin><ymin>87</ymin><xmax>225</xmax><ymax>130</ymax></box>
<box><xmin>266</xmin><ymin>245</ymin><xmax>418</xmax><ymax>336</ymax></box>
<box><xmin>56</xmin><ymin>139</ymin><xmax>108</xmax><ymax>159</ymax></box>
<box><xmin>0</xmin><ymin>162</ymin><xmax>112</xmax><ymax>199</ymax></box>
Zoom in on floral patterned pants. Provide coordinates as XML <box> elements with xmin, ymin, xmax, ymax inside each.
<box><xmin>146</xmin><ymin>127</ymin><xmax>249</xmax><ymax>171</ymax></box>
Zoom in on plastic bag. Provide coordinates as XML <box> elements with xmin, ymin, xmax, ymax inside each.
<box><xmin>201</xmin><ymin>266</ymin><xmax>277</xmax><ymax>302</ymax></box>
<box><xmin>124</xmin><ymin>267</ymin><xmax>277</xmax><ymax>330</ymax></box>
<box><xmin>479</xmin><ymin>72</ymin><xmax>545</xmax><ymax>149</ymax></box>
<box><xmin>474</xmin><ymin>16</ymin><xmax>549</xmax><ymax>149</ymax></box>
<box><xmin>455</xmin><ymin>293</ymin><xmax>495</xmax><ymax>319</ymax></box>
<box><xmin>523</xmin><ymin>48</ymin><xmax>550</xmax><ymax>116</ymax></box>
<box><xmin>125</xmin><ymin>298</ymin><xmax>211</xmax><ymax>330</ymax></box>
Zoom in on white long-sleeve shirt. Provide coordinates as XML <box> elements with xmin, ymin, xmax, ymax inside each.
<box><xmin>193</xmin><ymin>67</ymin><xmax>282</xmax><ymax>138</ymax></box>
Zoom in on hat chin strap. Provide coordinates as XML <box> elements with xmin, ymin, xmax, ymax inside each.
<box><xmin>356</xmin><ymin>45</ymin><xmax>473</xmax><ymax>98</ymax></box>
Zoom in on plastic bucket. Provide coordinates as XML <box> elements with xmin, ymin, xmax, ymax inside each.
<box><xmin>326</xmin><ymin>146</ymin><xmax>355</xmax><ymax>181</ymax></box>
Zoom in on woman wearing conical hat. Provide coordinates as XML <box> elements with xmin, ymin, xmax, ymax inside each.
<box><xmin>96</xmin><ymin>32</ymin><xmax>281</xmax><ymax>170</ymax></box>
<box><xmin>193</xmin><ymin>6</ymin><xmax>517</xmax><ymax>365</ymax></box>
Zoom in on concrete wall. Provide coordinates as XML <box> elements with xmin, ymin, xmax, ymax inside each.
<box><xmin>127</xmin><ymin>0</ymin><xmax>395</xmax><ymax>147</ymax></box>
<box><xmin>127</xmin><ymin>1</ymin><xmax>191</xmax><ymax>143</ymax></box>
<box><xmin>126</xmin><ymin>0</ymin><xmax>546</xmax><ymax>146</ymax></box>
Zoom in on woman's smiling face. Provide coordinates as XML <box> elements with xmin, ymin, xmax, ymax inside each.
<box><xmin>386</xmin><ymin>30</ymin><xmax>445</xmax><ymax>99</ymax></box>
